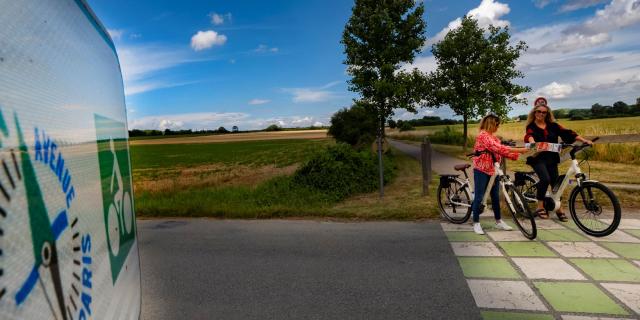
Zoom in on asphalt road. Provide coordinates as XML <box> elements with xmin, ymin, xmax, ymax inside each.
<box><xmin>138</xmin><ymin>219</ymin><xmax>481</xmax><ymax>320</ymax></box>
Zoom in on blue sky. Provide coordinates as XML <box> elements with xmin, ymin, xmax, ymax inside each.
<box><xmin>87</xmin><ymin>0</ymin><xmax>640</xmax><ymax>130</ymax></box>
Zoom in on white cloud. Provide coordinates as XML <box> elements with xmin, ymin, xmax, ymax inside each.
<box><xmin>401</xmin><ymin>56</ymin><xmax>437</xmax><ymax>73</ymax></box>
<box><xmin>129</xmin><ymin>112</ymin><xmax>329</xmax><ymax>130</ymax></box>
<box><xmin>578</xmin><ymin>72</ymin><xmax>640</xmax><ymax>91</ymax></box>
<box><xmin>468</xmin><ymin>0</ymin><xmax>510</xmax><ymax>27</ymax></box>
<box><xmin>291</xmin><ymin>117</ymin><xmax>313</xmax><ymax>125</ymax></box>
<box><xmin>283</xmin><ymin>81</ymin><xmax>343</xmax><ymax>103</ymax></box>
<box><xmin>209</xmin><ymin>12</ymin><xmax>232</xmax><ymax>25</ymax></box>
<box><xmin>535</xmin><ymin>33</ymin><xmax>611</xmax><ymax>53</ymax></box>
<box><xmin>158</xmin><ymin>119</ymin><xmax>184</xmax><ymax>131</ymax></box>
<box><xmin>536</xmin><ymin>82</ymin><xmax>575</xmax><ymax>99</ymax></box>
<box><xmin>190</xmin><ymin>30</ymin><xmax>227</xmax><ymax>51</ymax></box>
<box><xmin>254</xmin><ymin>44</ymin><xmax>279</xmax><ymax>53</ymax></box>
<box><xmin>115</xmin><ymin>43</ymin><xmax>203</xmax><ymax>96</ymax></box>
<box><xmin>286</xmin><ymin>89</ymin><xmax>333</xmax><ymax>103</ymax></box>
<box><xmin>560</xmin><ymin>0</ymin><xmax>608</xmax><ymax>12</ymax></box>
<box><xmin>428</xmin><ymin>0</ymin><xmax>510</xmax><ymax>45</ymax></box>
<box><xmin>248</xmin><ymin>99</ymin><xmax>270</xmax><ymax>105</ymax></box>
<box><xmin>533</xmin><ymin>0</ymin><xmax>555</xmax><ymax>9</ymax></box>
<box><xmin>570</xmin><ymin>0</ymin><xmax>640</xmax><ymax>35</ymax></box>
<box><xmin>528</xmin><ymin>0</ymin><xmax>640</xmax><ymax>53</ymax></box>
<box><xmin>108</xmin><ymin>29</ymin><xmax>124</xmax><ymax>40</ymax></box>
<box><xmin>130</xmin><ymin>112</ymin><xmax>250</xmax><ymax>130</ymax></box>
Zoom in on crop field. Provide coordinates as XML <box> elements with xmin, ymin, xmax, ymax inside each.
<box><xmin>389</xmin><ymin>117</ymin><xmax>640</xmax><ymax>165</ymax></box>
<box><xmin>130</xmin><ymin>129</ymin><xmax>329</xmax><ymax>145</ymax></box>
<box><xmin>129</xmin><ymin>137</ymin><xmax>440</xmax><ymax>218</ymax></box>
<box><xmin>389</xmin><ymin>116</ymin><xmax>640</xmax><ymax>140</ymax></box>
<box><xmin>130</xmin><ymin>139</ymin><xmax>331</xmax><ymax>194</ymax></box>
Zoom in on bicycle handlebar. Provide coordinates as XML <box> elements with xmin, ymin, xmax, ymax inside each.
<box><xmin>560</xmin><ymin>136</ymin><xmax>599</xmax><ymax>159</ymax></box>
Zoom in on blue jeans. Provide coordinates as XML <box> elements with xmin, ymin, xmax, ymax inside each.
<box><xmin>471</xmin><ymin>169</ymin><xmax>501</xmax><ymax>223</ymax></box>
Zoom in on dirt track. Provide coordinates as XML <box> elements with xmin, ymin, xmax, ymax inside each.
<box><xmin>130</xmin><ymin>130</ymin><xmax>329</xmax><ymax>145</ymax></box>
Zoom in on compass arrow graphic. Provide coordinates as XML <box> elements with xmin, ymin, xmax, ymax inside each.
<box><xmin>12</xmin><ymin>114</ymin><xmax>68</xmax><ymax>320</ymax></box>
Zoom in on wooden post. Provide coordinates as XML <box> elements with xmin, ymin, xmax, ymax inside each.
<box><xmin>421</xmin><ymin>137</ymin><xmax>432</xmax><ymax>196</ymax></box>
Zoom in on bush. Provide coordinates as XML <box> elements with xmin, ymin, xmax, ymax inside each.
<box><xmin>292</xmin><ymin>143</ymin><xmax>396</xmax><ymax>201</ymax></box>
<box><xmin>428</xmin><ymin>126</ymin><xmax>473</xmax><ymax>146</ymax></box>
<box><xmin>328</xmin><ymin>104</ymin><xmax>377</xmax><ymax>149</ymax></box>
<box><xmin>265</xmin><ymin>124</ymin><xmax>282</xmax><ymax>131</ymax></box>
<box><xmin>398</xmin><ymin>121</ymin><xmax>415</xmax><ymax>132</ymax></box>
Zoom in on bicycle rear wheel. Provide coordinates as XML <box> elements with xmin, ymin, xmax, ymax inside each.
<box><xmin>437</xmin><ymin>179</ymin><xmax>472</xmax><ymax>224</ymax></box>
<box><xmin>506</xmin><ymin>185</ymin><xmax>537</xmax><ymax>240</ymax></box>
<box><xmin>515</xmin><ymin>174</ymin><xmax>538</xmax><ymax>213</ymax></box>
<box><xmin>569</xmin><ymin>181</ymin><xmax>621</xmax><ymax>237</ymax></box>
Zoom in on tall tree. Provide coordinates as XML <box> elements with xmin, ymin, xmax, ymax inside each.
<box><xmin>342</xmin><ymin>0</ymin><xmax>428</xmax><ymax>197</ymax></box>
<box><xmin>428</xmin><ymin>16</ymin><xmax>530</xmax><ymax>150</ymax></box>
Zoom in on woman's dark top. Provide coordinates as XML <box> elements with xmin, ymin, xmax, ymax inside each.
<box><xmin>523</xmin><ymin>122</ymin><xmax>578</xmax><ymax>165</ymax></box>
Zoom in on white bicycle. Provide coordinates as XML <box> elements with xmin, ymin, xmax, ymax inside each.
<box><xmin>514</xmin><ymin>138</ymin><xmax>621</xmax><ymax>237</ymax></box>
<box><xmin>437</xmin><ymin>148</ymin><xmax>536</xmax><ymax>240</ymax></box>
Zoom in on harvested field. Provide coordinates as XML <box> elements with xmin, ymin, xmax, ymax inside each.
<box><xmin>130</xmin><ymin>129</ymin><xmax>329</xmax><ymax>145</ymax></box>
<box><xmin>134</xmin><ymin>163</ymin><xmax>299</xmax><ymax>194</ymax></box>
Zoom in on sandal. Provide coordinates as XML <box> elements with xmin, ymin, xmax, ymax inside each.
<box><xmin>535</xmin><ymin>208</ymin><xmax>549</xmax><ymax>219</ymax></box>
<box><xmin>556</xmin><ymin>211</ymin><xmax>569</xmax><ymax>222</ymax></box>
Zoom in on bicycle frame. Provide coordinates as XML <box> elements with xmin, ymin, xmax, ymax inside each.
<box><xmin>521</xmin><ymin>152</ymin><xmax>594</xmax><ymax>213</ymax></box>
<box><xmin>448</xmin><ymin>161</ymin><xmax>521</xmax><ymax>214</ymax></box>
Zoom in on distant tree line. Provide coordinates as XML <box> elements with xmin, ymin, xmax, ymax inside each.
<box><xmin>517</xmin><ymin>99</ymin><xmax>640</xmax><ymax>121</ymax></box>
<box><xmin>129</xmin><ymin>126</ymin><xmax>238</xmax><ymax>137</ymax></box>
<box><xmin>128</xmin><ymin>123</ymin><xmax>327</xmax><ymax>137</ymax></box>
<box><xmin>388</xmin><ymin>116</ymin><xmax>466</xmax><ymax>130</ymax></box>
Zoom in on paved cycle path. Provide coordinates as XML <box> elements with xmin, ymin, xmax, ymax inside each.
<box><xmin>138</xmin><ymin>219</ymin><xmax>482</xmax><ymax>319</ymax></box>
<box><xmin>443</xmin><ymin>216</ymin><xmax>640</xmax><ymax>319</ymax></box>
<box><xmin>391</xmin><ymin>139</ymin><xmax>640</xmax><ymax>319</ymax></box>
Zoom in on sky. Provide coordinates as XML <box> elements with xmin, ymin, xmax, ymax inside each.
<box><xmin>86</xmin><ymin>0</ymin><xmax>640</xmax><ymax>131</ymax></box>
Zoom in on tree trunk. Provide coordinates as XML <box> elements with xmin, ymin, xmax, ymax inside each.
<box><xmin>463</xmin><ymin>113</ymin><xmax>468</xmax><ymax>152</ymax></box>
<box><xmin>377</xmin><ymin>114</ymin><xmax>384</xmax><ymax>198</ymax></box>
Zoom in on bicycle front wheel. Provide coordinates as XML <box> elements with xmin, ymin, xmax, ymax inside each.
<box><xmin>437</xmin><ymin>179</ymin><xmax>472</xmax><ymax>224</ymax></box>
<box><xmin>506</xmin><ymin>185</ymin><xmax>537</xmax><ymax>240</ymax></box>
<box><xmin>569</xmin><ymin>181</ymin><xmax>621</xmax><ymax>237</ymax></box>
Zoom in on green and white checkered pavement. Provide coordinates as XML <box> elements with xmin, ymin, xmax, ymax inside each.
<box><xmin>442</xmin><ymin>217</ymin><xmax>640</xmax><ymax>320</ymax></box>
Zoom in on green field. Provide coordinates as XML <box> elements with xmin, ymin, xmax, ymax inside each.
<box><xmin>130</xmin><ymin>139</ymin><xmax>331</xmax><ymax>169</ymax></box>
<box><xmin>130</xmin><ymin>138</ymin><xmax>440</xmax><ymax>219</ymax></box>
<box><xmin>390</xmin><ymin>116</ymin><xmax>640</xmax><ymax>140</ymax></box>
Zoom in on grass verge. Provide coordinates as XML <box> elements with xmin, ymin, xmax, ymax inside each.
<box><xmin>135</xmin><ymin>147</ymin><xmax>440</xmax><ymax>219</ymax></box>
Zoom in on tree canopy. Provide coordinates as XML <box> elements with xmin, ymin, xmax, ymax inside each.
<box><xmin>342</xmin><ymin>0</ymin><xmax>430</xmax><ymax>130</ymax></box>
<box><xmin>342</xmin><ymin>0</ymin><xmax>429</xmax><ymax>196</ymax></box>
<box><xmin>328</xmin><ymin>103</ymin><xmax>378</xmax><ymax>149</ymax></box>
<box><xmin>428</xmin><ymin>16</ymin><xmax>530</xmax><ymax>148</ymax></box>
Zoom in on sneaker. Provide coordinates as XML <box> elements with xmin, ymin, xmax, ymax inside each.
<box><xmin>473</xmin><ymin>223</ymin><xmax>485</xmax><ymax>235</ymax></box>
<box><xmin>495</xmin><ymin>220</ymin><xmax>513</xmax><ymax>231</ymax></box>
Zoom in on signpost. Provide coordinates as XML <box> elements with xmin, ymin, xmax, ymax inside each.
<box><xmin>0</xmin><ymin>1</ymin><xmax>141</xmax><ymax>319</ymax></box>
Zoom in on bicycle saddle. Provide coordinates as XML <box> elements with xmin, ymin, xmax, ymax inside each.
<box><xmin>454</xmin><ymin>164</ymin><xmax>471</xmax><ymax>171</ymax></box>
